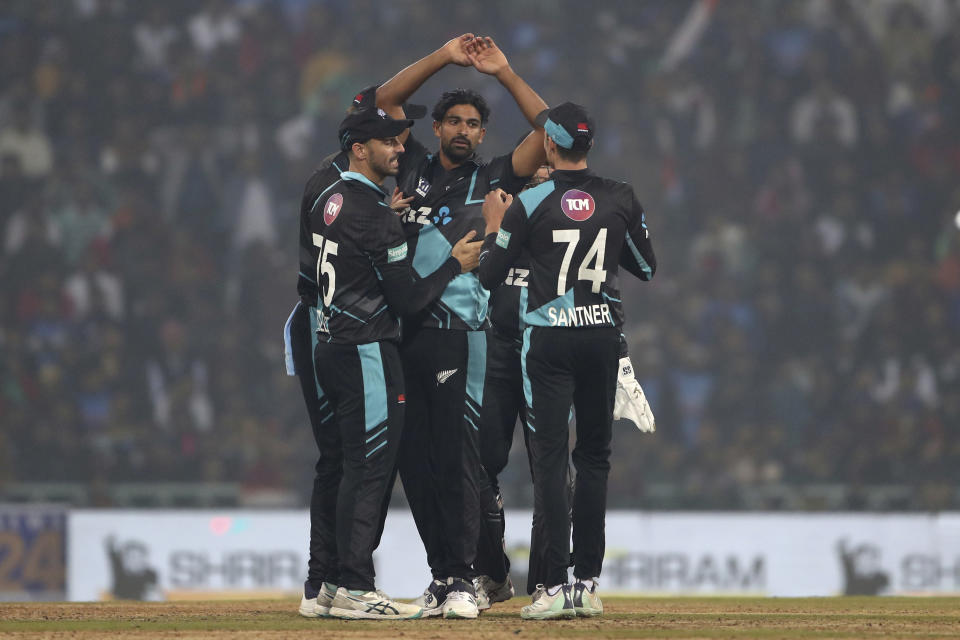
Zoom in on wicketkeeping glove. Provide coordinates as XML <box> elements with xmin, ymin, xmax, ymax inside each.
<box><xmin>613</xmin><ymin>356</ymin><xmax>655</xmax><ymax>433</ymax></box>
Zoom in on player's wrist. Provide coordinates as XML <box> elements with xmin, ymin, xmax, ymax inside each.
<box><xmin>436</xmin><ymin>46</ymin><xmax>459</xmax><ymax>67</ymax></box>
<box><xmin>494</xmin><ymin>65</ymin><xmax>515</xmax><ymax>83</ymax></box>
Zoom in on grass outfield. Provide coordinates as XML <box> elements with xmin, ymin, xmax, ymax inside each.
<box><xmin>1</xmin><ymin>597</ymin><xmax>959</xmax><ymax>638</ymax></box>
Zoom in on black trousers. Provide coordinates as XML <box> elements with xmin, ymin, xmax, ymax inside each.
<box><xmin>475</xmin><ymin>328</ymin><xmax>531</xmax><ymax>586</ymax></box>
<box><xmin>398</xmin><ymin>327</ymin><xmax>487</xmax><ymax>580</ymax></box>
<box><xmin>290</xmin><ymin>302</ymin><xmax>341</xmax><ymax>587</ymax></box>
<box><xmin>522</xmin><ymin>326</ymin><xmax>619</xmax><ymax>586</ymax></box>
<box><xmin>306</xmin><ymin>328</ymin><xmax>403</xmax><ymax>590</ymax></box>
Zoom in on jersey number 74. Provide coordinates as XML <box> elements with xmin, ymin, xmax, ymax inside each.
<box><xmin>552</xmin><ymin>228</ymin><xmax>608</xmax><ymax>295</ymax></box>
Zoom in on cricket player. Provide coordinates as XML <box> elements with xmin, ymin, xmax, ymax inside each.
<box><xmin>473</xmin><ymin>168</ymin><xmax>545</xmax><ymax>605</ymax></box>
<box><xmin>305</xmin><ymin>106</ymin><xmax>480</xmax><ymax>619</ymax></box>
<box><xmin>286</xmin><ymin>87</ymin><xmax>427</xmax><ymax>618</ymax></box>
<box><xmin>375</xmin><ymin>34</ymin><xmax>548</xmax><ymax>619</ymax></box>
<box><xmin>477</xmin><ymin>102</ymin><xmax>656</xmax><ymax>620</ymax></box>
<box><xmin>476</xmin><ymin>164</ymin><xmax>656</xmax><ymax>608</ymax></box>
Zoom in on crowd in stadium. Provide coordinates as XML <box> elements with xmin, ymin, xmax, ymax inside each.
<box><xmin>1</xmin><ymin>0</ymin><xmax>958</xmax><ymax>509</ymax></box>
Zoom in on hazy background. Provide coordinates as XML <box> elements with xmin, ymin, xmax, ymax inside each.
<box><xmin>1</xmin><ymin>0</ymin><xmax>958</xmax><ymax>512</ymax></box>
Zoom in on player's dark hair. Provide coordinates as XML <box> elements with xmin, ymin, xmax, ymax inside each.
<box><xmin>432</xmin><ymin>89</ymin><xmax>490</xmax><ymax>125</ymax></box>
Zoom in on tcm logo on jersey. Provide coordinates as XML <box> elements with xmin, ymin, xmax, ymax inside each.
<box><xmin>324</xmin><ymin>193</ymin><xmax>344</xmax><ymax>225</ymax></box>
<box><xmin>560</xmin><ymin>189</ymin><xmax>595</xmax><ymax>221</ymax></box>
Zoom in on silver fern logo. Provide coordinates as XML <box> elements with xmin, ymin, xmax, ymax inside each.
<box><xmin>436</xmin><ymin>369</ymin><xmax>458</xmax><ymax>384</ymax></box>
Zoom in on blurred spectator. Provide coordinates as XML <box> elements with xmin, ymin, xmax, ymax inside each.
<box><xmin>145</xmin><ymin>318</ymin><xmax>214</xmax><ymax>434</ymax></box>
<box><xmin>133</xmin><ymin>6</ymin><xmax>181</xmax><ymax>72</ymax></box>
<box><xmin>187</xmin><ymin>0</ymin><xmax>242</xmax><ymax>57</ymax></box>
<box><xmin>63</xmin><ymin>244</ymin><xmax>125</xmax><ymax>321</ymax></box>
<box><xmin>0</xmin><ymin>104</ymin><xmax>52</xmax><ymax>178</ymax></box>
<box><xmin>0</xmin><ymin>0</ymin><xmax>957</xmax><ymax>510</ymax></box>
<box><xmin>49</xmin><ymin>180</ymin><xmax>113</xmax><ymax>266</ymax></box>
<box><xmin>790</xmin><ymin>79</ymin><xmax>859</xmax><ymax>147</ymax></box>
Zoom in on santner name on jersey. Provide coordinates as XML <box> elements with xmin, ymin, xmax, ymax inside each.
<box><xmin>547</xmin><ymin>302</ymin><xmax>613</xmax><ymax>327</ymax></box>
<box><xmin>478</xmin><ymin>168</ymin><xmax>656</xmax><ymax>328</ymax></box>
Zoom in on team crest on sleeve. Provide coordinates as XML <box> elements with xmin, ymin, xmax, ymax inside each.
<box><xmin>560</xmin><ymin>189</ymin><xmax>595</xmax><ymax>221</ymax></box>
<box><xmin>415</xmin><ymin>177</ymin><xmax>431</xmax><ymax>197</ymax></box>
<box><xmin>324</xmin><ymin>193</ymin><xmax>344</xmax><ymax>225</ymax></box>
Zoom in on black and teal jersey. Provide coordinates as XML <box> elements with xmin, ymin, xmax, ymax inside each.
<box><xmin>395</xmin><ymin>133</ymin><xmax>530</xmax><ymax>331</ymax></box>
<box><xmin>478</xmin><ymin>168</ymin><xmax>656</xmax><ymax>329</ymax></box>
<box><xmin>298</xmin><ymin>150</ymin><xmax>349</xmax><ymax>307</ymax></box>
<box><xmin>487</xmin><ymin>251</ymin><xmax>529</xmax><ymax>340</ymax></box>
<box><xmin>309</xmin><ymin>170</ymin><xmax>461</xmax><ymax>345</ymax></box>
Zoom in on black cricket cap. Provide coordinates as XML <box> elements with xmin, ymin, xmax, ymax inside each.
<box><xmin>535</xmin><ymin>102</ymin><xmax>594</xmax><ymax>152</ymax></box>
<box><xmin>352</xmin><ymin>84</ymin><xmax>427</xmax><ymax>120</ymax></box>
<box><xmin>338</xmin><ymin>108</ymin><xmax>414</xmax><ymax>151</ymax></box>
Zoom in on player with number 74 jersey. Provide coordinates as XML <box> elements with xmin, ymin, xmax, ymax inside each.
<box><xmin>477</xmin><ymin>102</ymin><xmax>655</xmax><ymax>618</ymax></box>
<box><xmin>476</xmin><ymin>171</ymin><xmax>655</xmax><ymax>330</ymax></box>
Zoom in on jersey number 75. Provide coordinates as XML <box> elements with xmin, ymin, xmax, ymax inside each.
<box><xmin>312</xmin><ymin>234</ymin><xmax>339</xmax><ymax>307</ymax></box>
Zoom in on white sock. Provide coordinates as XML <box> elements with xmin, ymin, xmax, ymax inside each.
<box><xmin>579</xmin><ymin>578</ymin><xmax>597</xmax><ymax>590</ymax></box>
<box><xmin>545</xmin><ymin>583</ymin><xmax>565</xmax><ymax>596</ymax></box>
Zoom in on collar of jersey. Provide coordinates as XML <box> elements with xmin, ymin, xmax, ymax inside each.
<box><xmin>550</xmin><ymin>168</ymin><xmax>594</xmax><ymax>179</ymax></box>
<box><xmin>428</xmin><ymin>152</ymin><xmax>481</xmax><ymax>172</ymax></box>
<box><xmin>340</xmin><ymin>170</ymin><xmax>387</xmax><ymax>197</ymax></box>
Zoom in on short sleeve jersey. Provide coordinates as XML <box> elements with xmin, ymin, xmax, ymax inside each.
<box><xmin>297</xmin><ymin>150</ymin><xmax>349</xmax><ymax>307</ymax></box>
<box><xmin>479</xmin><ymin>168</ymin><xmax>656</xmax><ymax>329</ymax></box>
<box><xmin>395</xmin><ymin>133</ymin><xmax>529</xmax><ymax>331</ymax></box>
<box><xmin>309</xmin><ymin>171</ymin><xmax>411</xmax><ymax>344</ymax></box>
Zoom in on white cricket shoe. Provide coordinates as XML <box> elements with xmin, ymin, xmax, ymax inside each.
<box><xmin>298</xmin><ymin>581</ymin><xmax>336</xmax><ymax>618</ymax></box>
<box><xmin>520</xmin><ymin>584</ymin><xmax>576</xmax><ymax>620</ymax></box>
<box><xmin>328</xmin><ymin>587</ymin><xmax>423</xmax><ymax>620</ymax></box>
<box><xmin>442</xmin><ymin>578</ymin><xmax>479</xmax><ymax>619</ymax></box>
<box><xmin>572</xmin><ymin>579</ymin><xmax>603</xmax><ymax>617</ymax></box>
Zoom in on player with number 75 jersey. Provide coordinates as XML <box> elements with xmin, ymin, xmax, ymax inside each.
<box><xmin>310</xmin><ymin>162</ymin><xmax>481</xmax><ymax>346</ymax></box>
<box><xmin>301</xmin><ymin>107</ymin><xmax>481</xmax><ymax>616</ymax></box>
<box><xmin>310</xmin><ymin>171</ymin><xmax>473</xmax><ymax>345</ymax></box>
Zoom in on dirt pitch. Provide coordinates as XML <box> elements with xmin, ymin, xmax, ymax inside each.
<box><xmin>1</xmin><ymin>597</ymin><xmax>959</xmax><ymax>639</ymax></box>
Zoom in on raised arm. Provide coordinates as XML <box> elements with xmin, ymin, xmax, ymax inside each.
<box><xmin>467</xmin><ymin>36</ymin><xmax>547</xmax><ymax>176</ymax></box>
<box><xmin>376</xmin><ymin>34</ymin><xmax>475</xmax><ymax>142</ymax></box>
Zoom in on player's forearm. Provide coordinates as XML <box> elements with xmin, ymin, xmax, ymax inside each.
<box><xmin>620</xmin><ymin>235</ymin><xmax>657</xmax><ymax>281</ymax></box>
<box><xmin>477</xmin><ymin>234</ymin><xmax>513</xmax><ymax>290</ymax></box>
<box><xmin>377</xmin><ymin>48</ymin><xmax>450</xmax><ymax>112</ymax></box>
<box><xmin>381</xmin><ymin>257</ymin><xmax>460</xmax><ymax>315</ymax></box>
<box><xmin>496</xmin><ymin>67</ymin><xmax>548</xmax><ymax>129</ymax></box>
